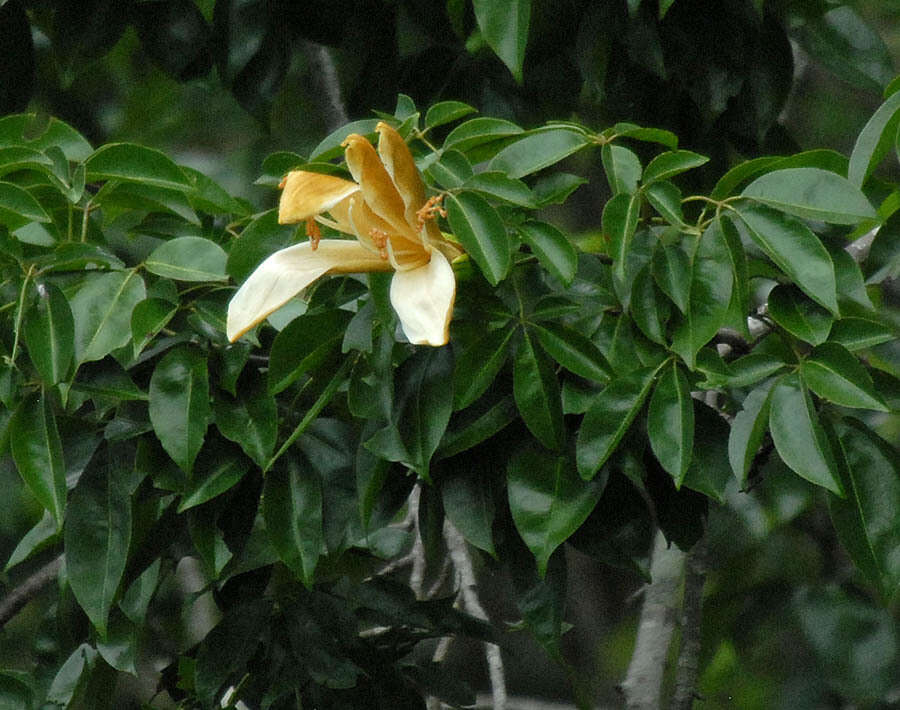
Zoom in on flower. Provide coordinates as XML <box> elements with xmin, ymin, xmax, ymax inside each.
<box><xmin>226</xmin><ymin>122</ymin><xmax>462</xmax><ymax>346</ymax></box>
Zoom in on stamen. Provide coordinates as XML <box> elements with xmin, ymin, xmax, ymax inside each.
<box><xmin>416</xmin><ymin>195</ymin><xmax>447</xmax><ymax>231</ymax></box>
<box><xmin>278</xmin><ymin>175</ymin><xmax>288</xmax><ymax>189</ymax></box>
<box><xmin>306</xmin><ymin>218</ymin><xmax>322</xmax><ymax>250</ymax></box>
<box><xmin>369</xmin><ymin>228</ymin><xmax>390</xmax><ymax>260</ymax></box>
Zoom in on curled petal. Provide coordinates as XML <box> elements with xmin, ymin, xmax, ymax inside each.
<box><xmin>389</xmin><ymin>249</ymin><xmax>455</xmax><ymax>346</ymax></box>
<box><xmin>342</xmin><ymin>134</ymin><xmax>417</xmax><ymax>242</ymax></box>
<box><xmin>227</xmin><ymin>240</ymin><xmax>391</xmax><ymax>342</ymax></box>
<box><xmin>279</xmin><ymin>171</ymin><xmax>359</xmax><ymax>224</ymax></box>
<box><xmin>376</xmin><ymin>122</ymin><xmax>427</xmax><ymax>229</ymax></box>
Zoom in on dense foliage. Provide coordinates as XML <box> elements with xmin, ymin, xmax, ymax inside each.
<box><xmin>1</xmin><ymin>1</ymin><xmax>899</xmax><ymax>709</ymax></box>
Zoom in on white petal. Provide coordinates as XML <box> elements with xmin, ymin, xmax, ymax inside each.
<box><xmin>227</xmin><ymin>240</ymin><xmax>389</xmax><ymax>342</ymax></box>
<box><xmin>389</xmin><ymin>249</ymin><xmax>455</xmax><ymax>346</ymax></box>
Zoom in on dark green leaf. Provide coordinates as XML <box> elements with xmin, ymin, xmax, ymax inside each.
<box><xmin>642</xmin><ymin>150</ymin><xmax>709</xmax><ymax>184</ymax></box>
<box><xmin>310</xmin><ymin>119</ymin><xmax>379</xmax><ymax>161</ymax></box>
<box><xmin>518</xmin><ymin>220</ymin><xmax>577</xmax><ymax>284</ymax></box>
<box><xmin>801</xmin><ymin>342</ymin><xmax>888</xmax><ymax>411</ymax></box>
<box><xmin>769</xmin><ymin>373</ymin><xmax>842</xmax><ymax>495</ymax></box>
<box><xmin>438</xmin><ymin>395</ymin><xmax>517</xmax><ymax>460</ymax></box>
<box><xmin>724</xmin><ymin>351</ymin><xmax>790</xmax><ymax>388</ymax></box>
<box><xmin>609</xmin><ymin>122</ymin><xmax>678</xmax><ymax>149</ymax></box>
<box><xmin>728</xmin><ymin>380</ymin><xmax>774</xmax><ymax>486</ymax></box>
<box><xmin>630</xmin><ymin>265</ymin><xmax>669</xmax><ymax>344</ymax></box>
<box><xmin>267</xmin><ymin>310</ymin><xmax>353</xmax><ymax>394</ymax></box>
<box><xmin>828</xmin><ymin>316</ymin><xmax>896</xmax><ymax>351</ymax></box>
<box><xmin>849</xmin><ymin>88</ymin><xmax>900</xmax><ymax>187</ymax></box>
<box><xmin>737</xmin><ymin>203</ymin><xmax>838</xmax><ymax>314</ymax></box>
<box><xmin>10</xmin><ymin>392</ymin><xmax>66</xmax><ymax>528</ymax></box>
<box><xmin>24</xmin><ymin>282</ymin><xmax>73</xmax><ymax>385</ymax></box>
<box><xmin>489</xmin><ymin>129</ymin><xmax>589</xmax><ymax>178</ymax></box>
<box><xmin>576</xmin><ymin>368</ymin><xmax>655</xmax><ymax>479</ymax></box>
<box><xmin>425</xmin><ymin>101</ymin><xmax>477</xmax><ymax>129</ymax></box>
<box><xmin>601</xmin><ymin>144</ymin><xmax>641</xmax><ymax>194</ymax></box>
<box><xmin>426</xmin><ymin>149</ymin><xmax>473</xmax><ymax>188</ymax></box>
<box><xmin>0</xmin><ymin>113</ymin><xmax>92</xmax><ymax>161</ymax></box>
<box><xmin>144</xmin><ymin>236</ymin><xmax>228</xmax><ymax>281</ymax></box>
<box><xmin>45</xmin><ymin>645</ymin><xmax>97</xmax><ymax>707</ymax></box>
<box><xmin>652</xmin><ymin>241</ymin><xmax>692</xmax><ymax>314</ymax></box>
<box><xmin>442</xmin><ymin>470</ymin><xmax>495</xmax><ymax>556</ymax></box>
<box><xmin>644</xmin><ymin>180</ymin><xmax>684</xmax><ymax>225</ymax></box>
<box><xmin>462</xmin><ymin>171</ymin><xmax>536</xmax><ymax>207</ymax></box>
<box><xmin>226</xmin><ymin>209</ymin><xmax>297</xmax><ymax>282</ymax></box>
<box><xmin>514</xmin><ymin>329</ymin><xmax>564</xmax><ymax>450</ymax></box>
<box><xmin>65</xmin><ymin>450</ymin><xmax>132</xmax><ymax>635</ymax></box>
<box><xmin>453</xmin><ymin>325</ymin><xmax>514</xmax><ymax>410</ymax></box>
<box><xmin>0</xmin><ymin>180</ymin><xmax>51</xmax><ymax>230</ymax></box>
<box><xmin>443</xmin><ymin>117</ymin><xmax>524</xmax><ymax>152</ymax></box>
<box><xmin>768</xmin><ymin>284</ymin><xmax>833</xmax><ymax>345</ymax></box>
<box><xmin>472</xmin><ymin>0</ymin><xmax>531</xmax><ymax>82</ymax></box>
<box><xmin>682</xmin><ymin>402</ymin><xmax>732</xmax><ymax>503</ymax></box>
<box><xmin>604</xmin><ymin>191</ymin><xmax>641</xmax><ymax>281</ymax></box>
<box><xmin>508</xmin><ymin>445</ymin><xmax>605</xmax><ymax>576</ymax></box>
<box><xmin>446</xmin><ymin>191</ymin><xmax>510</xmax><ymax>285</ymax></box>
<box><xmin>148</xmin><ymin>347</ymin><xmax>210</xmax><ymax>473</ymax></box>
<box><xmin>177</xmin><ymin>451</ymin><xmax>247</xmax><ymax>512</ymax></box>
<box><xmin>84</xmin><ymin>143</ymin><xmax>191</xmax><ymax>190</ymax></box>
<box><xmin>532</xmin><ymin>172</ymin><xmax>587</xmax><ymax>205</ymax></box>
<box><xmin>213</xmin><ymin>384</ymin><xmax>277</xmax><ymax>467</ymax></box>
<box><xmin>130</xmin><ymin>298</ymin><xmax>177</xmax><ymax>357</ymax></box>
<box><xmin>4</xmin><ymin>511</ymin><xmax>58</xmax><ymax>571</ymax></box>
<box><xmin>532</xmin><ymin>321</ymin><xmax>611</xmax><ymax>382</ymax></box>
<box><xmin>647</xmin><ymin>361</ymin><xmax>694</xmax><ymax>485</ymax></box>
<box><xmin>742</xmin><ymin>168</ymin><xmax>875</xmax><ymax>224</ymax></box>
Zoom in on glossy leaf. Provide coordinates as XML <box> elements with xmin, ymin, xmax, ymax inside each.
<box><xmin>263</xmin><ymin>453</ymin><xmax>323</xmax><ymax>586</ymax></box>
<box><xmin>453</xmin><ymin>325</ymin><xmax>515</xmax><ymax>410</ymax></box>
<box><xmin>604</xmin><ymin>191</ymin><xmax>641</xmax><ymax>281</ymax></box>
<box><xmin>652</xmin><ymin>241</ymin><xmax>692</xmax><ymax>314</ymax></box>
<box><xmin>768</xmin><ymin>284</ymin><xmax>833</xmax><ymax>345</ymax></box>
<box><xmin>472</xmin><ymin>0</ymin><xmax>531</xmax><ymax>82</ymax></box>
<box><xmin>642</xmin><ymin>150</ymin><xmax>709</xmax><ymax>184</ymax></box>
<box><xmin>518</xmin><ymin>220</ymin><xmax>577</xmax><ymax>285</ymax></box>
<box><xmin>442</xmin><ymin>470</ymin><xmax>496</xmax><ymax>556</ymax></box>
<box><xmin>849</xmin><ymin>88</ymin><xmax>900</xmax><ymax>187</ymax></box>
<box><xmin>742</xmin><ymin>168</ymin><xmax>875</xmax><ymax>224</ymax></box>
<box><xmin>682</xmin><ymin>402</ymin><xmax>732</xmax><ymax>503</ymax></box>
<box><xmin>0</xmin><ymin>180</ymin><xmax>51</xmax><ymax>230</ymax></box>
<box><xmin>648</xmin><ymin>361</ymin><xmax>694</xmax><ymax>485</ymax></box>
<box><xmin>144</xmin><ymin>236</ymin><xmax>228</xmax><ymax>282</ymax></box>
<box><xmin>425</xmin><ymin>101</ymin><xmax>477</xmax><ymax>129</ymax></box>
<box><xmin>65</xmin><ymin>451</ymin><xmax>132</xmax><ymax>636</ymax></box>
<box><xmin>23</xmin><ymin>282</ymin><xmax>73</xmax><ymax>385</ymax></box>
<box><xmin>728</xmin><ymin>380</ymin><xmax>774</xmax><ymax>485</ymax></box>
<box><xmin>532</xmin><ymin>321</ymin><xmax>611</xmax><ymax>382</ymax></box>
<box><xmin>426</xmin><ymin>149</ymin><xmax>473</xmax><ymax>188</ymax></box>
<box><xmin>514</xmin><ymin>329</ymin><xmax>564</xmax><ymax>450</ymax></box>
<box><xmin>828</xmin><ymin>316</ymin><xmax>896</xmax><ymax>351</ymax></box>
<box><xmin>84</xmin><ymin>143</ymin><xmax>191</xmax><ymax>190</ymax></box>
<box><xmin>443</xmin><ymin>117</ymin><xmax>523</xmax><ymax>152</ymax></box>
<box><xmin>446</xmin><ymin>191</ymin><xmax>510</xmax><ymax>285</ymax></box>
<box><xmin>148</xmin><ymin>348</ymin><xmax>210</xmax><ymax>473</ymax></box>
<box><xmin>130</xmin><ymin>297</ymin><xmax>177</xmax><ymax>357</ymax></box>
<box><xmin>68</xmin><ymin>270</ymin><xmax>146</xmax><ymax>366</ymax></box>
<box><xmin>769</xmin><ymin>373</ymin><xmax>842</xmax><ymax>495</ymax></box>
<box><xmin>267</xmin><ymin>311</ymin><xmax>353</xmax><ymax>394</ymax></box>
<box><xmin>177</xmin><ymin>451</ymin><xmax>247</xmax><ymax>512</ymax></box>
<box><xmin>737</xmin><ymin>204</ymin><xmax>838</xmax><ymax>314</ymax></box>
<box><xmin>463</xmin><ymin>171</ymin><xmax>536</xmax><ymax>207</ymax></box>
<box><xmin>601</xmin><ymin>144</ymin><xmax>641</xmax><ymax>194</ymax></box>
<box><xmin>828</xmin><ymin>418</ymin><xmax>900</xmax><ymax>599</ymax></box>
<box><xmin>801</xmin><ymin>343</ymin><xmax>888</xmax><ymax>411</ymax></box>
<box><xmin>644</xmin><ymin>180</ymin><xmax>684</xmax><ymax>225</ymax></box>
<box><xmin>0</xmin><ymin>113</ymin><xmax>92</xmax><ymax>161</ymax></box>
<box><xmin>576</xmin><ymin>368</ymin><xmax>655</xmax><ymax>479</ymax></box>
<box><xmin>213</xmin><ymin>384</ymin><xmax>277</xmax><ymax>467</ymax></box>
<box><xmin>489</xmin><ymin>129</ymin><xmax>589</xmax><ymax>179</ymax></box>
<box><xmin>630</xmin><ymin>265</ymin><xmax>669</xmax><ymax>344</ymax></box>
<box><xmin>9</xmin><ymin>392</ymin><xmax>66</xmax><ymax>528</ymax></box>
<box><xmin>226</xmin><ymin>209</ymin><xmax>296</xmax><ymax>282</ymax></box>
<box><xmin>508</xmin><ymin>445</ymin><xmax>604</xmax><ymax>576</ymax></box>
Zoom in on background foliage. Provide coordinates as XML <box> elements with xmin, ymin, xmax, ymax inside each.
<box><xmin>1</xmin><ymin>0</ymin><xmax>899</xmax><ymax>708</ymax></box>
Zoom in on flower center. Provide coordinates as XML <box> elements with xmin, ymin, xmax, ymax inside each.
<box><xmin>369</xmin><ymin>228</ymin><xmax>390</xmax><ymax>260</ymax></box>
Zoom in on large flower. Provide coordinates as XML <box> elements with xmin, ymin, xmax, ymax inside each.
<box><xmin>226</xmin><ymin>122</ymin><xmax>462</xmax><ymax>346</ymax></box>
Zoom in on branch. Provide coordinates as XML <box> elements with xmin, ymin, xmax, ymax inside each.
<box><xmin>620</xmin><ymin>530</ymin><xmax>684</xmax><ymax>710</ymax></box>
<box><xmin>302</xmin><ymin>42</ymin><xmax>349</xmax><ymax>132</ymax></box>
<box><xmin>0</xmin><ymin>554</ymin><xmax>64</xmax><ymax>630</ymax></box>
<box><xmin>669</xmin><ymin>535</ymin><xmax>708</xmax><ymax>710</ymax></box>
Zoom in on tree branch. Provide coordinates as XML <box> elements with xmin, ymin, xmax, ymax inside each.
<box><xmin>669</xmin><ymin>535</ymin><xmax>708</xmax><ymax>710</ymax></box>
<box><xmin>302</xmin><ymin>42</ymin><xmax>349</xmax><ymax>132</ymax></box>
<box><xmin>0</xmin><ymin>554</ymin><xmax>63</xmax><ymax>630</ymax></box>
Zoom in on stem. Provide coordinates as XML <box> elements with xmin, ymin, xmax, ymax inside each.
<box><xmin>621</xmin><ymin>529</ymin><xmax>685</xmax><ymax>709</ymax></box>
<box><xmin>670</xmin><ymin>535</ymin><xmax>708</xmax><ymax>710</ymax></box>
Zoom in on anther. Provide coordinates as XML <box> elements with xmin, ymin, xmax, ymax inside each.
<box><xmin>416</xmin><ymin>195</ymin><xmax>447</xmax><ymax>230</ymax></box>
<box><xmin>306</xmin><ymin>218</ymin><xmax>321</xmax><ymax>250</ymax></box>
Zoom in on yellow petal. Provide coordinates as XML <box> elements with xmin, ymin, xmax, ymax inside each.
<box><xmin>376</xmin><ymin>122</ymin><xmax>427</xmax><ymax>230</ymax></box>
<box><xmin>227</xmin><ymin>239</ymin><xmax>391</xmax><ymax>342</ymax></box>
<box><xmin>389</xmin><ymin>249</ymin><xmax>455</xmax><ymax>346</ymax></box>
<box><xmin>278</xmin><ymin>171</ymin><xmax>360</xmax><ymax>224</ymax></box>
<box><xmin>342</xmin><ymin>134</ymin><xmax>417</xmax><ymax>242</ymax></box>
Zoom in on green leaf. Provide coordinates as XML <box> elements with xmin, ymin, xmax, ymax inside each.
<box><xmin>518</xmin><ymin>220</ymin><xmax>577</xmax><ymax>285</ymax></box>
<box><xmin>725</xmin><ymin>351</ymin><xmax>790</xmax><ymax>388</ymax></box>
<box><xmin>742</xmin><ymin>168</ymin><xmax>875</xmax><ymax>224</ymax></box>
<box><xmin>453</xmin><ymin>325</ymin><xmax>515</xmax><ymax>410</ymax></box>
<box><xmin>68</xmin><ymin>270</ymin><xmax>146</xmax><ymax>366</ymax></box>
<box><xmin>644</xmin><ymin>180</ymin><xmax>684</xmax><ymax>225</ymax></box>
<box><xmin>642</xmin><ymin>150</ymin><xmax>709</xmax><ymax>184</ymax></box>
<box><xmin>263</xmin><ymin>453</ymin><xmax>323</xmax><ymax>586</ymax></box>
<box><xmin>604</xmin><ymin>191</ymin><xmax>641</xmax><ymax>281</ymax></box>
<box><xmin>65</xmin><ymin>450</ymin><xmax>132</xmax><ymax>636</ymax></box>
<box><xmin>45</xmin><ymin>645</ymin><xmax>97</xmax><ymax>707</ymax></box>
<box><xmin>446</xmin><ymin>191</ymin><xmax>510</xmax><ymax>285</ymax></box>
<box><xmin>769</xmin><ymin>373</ymin><xmax>842</xmax><ymax>495</ymax></box>
<box><xmin>130</xmin><ymin>297</ymin><xmax>177</xmax><ymax>357</ymax></box>
<box><xmin>0</xmin><ymin>180</ymin><xmax>51</xmax><ymax>230</ymax></box>
<box><xmin>23</xmin><ymin>282</ymin><xmax>74</xmax><ymax>385</ymax></box>
<box><xmin>4</xmin><ymin>511</ymin><xmax>58</xmax><ymax>571</ymax></box>
<box><xmin>609</xmin><ymin>122</ymin><xmax>678</xmax><ymax>149</ymax></box>
<box><xmin>119</xmin><ymin>558</ymin><xmax>160</xmax><ymax>625</ymax></box>
<box><xmin>267</xmin><ymin>310</ymin><xmax>353</xmax><ymax>394</ymax></box>
<box><xmin>213</xmin><ymin>383</ymin><xmax>277</xmax><ymax>468</ymax></box>
<box><xmin>828</xmin><ymin>418</ymin><xmax>900</xmax><ymax>600</ymax></box>
<box><xmin>148</xmin><ymin>347</ymin><xmax>210</xmax><ymax>473</ymax></box>
<box><xmin>226</xmin><ymin>209</ymin><xmax>297</xmax><ymax>282</ymax></box>
<box><xmin>849</xmin><ymin>89</ymin><xmax>900</xmax><ymax>187</ymax></box>
<box><xmin>728</xmin><ymin>380</ymin><xmax>774</xmax><ymax>486</ymax></box>
<box><xmin>532</xmin><ymin>321</ymin><xmax>611</xmax><ymax>382</ymax></box>
<box><xmin>84</xmin><ymin>143</ymin><xmax>191</xmax><ymax>190</ymax></box>
<box><xmin>768</xmin><ymin>284</ymin><xmax>834</xmax><ymax>345</ymax></box>
<box><xmin>0</xmin><ymin>113</ymin><xmax>93</xmax><ymax>161</ymax></box>
<box><xmin>0</xmin><ymin>145</ymin><xmax>55</xmax><ymax>178</ymax></box>
<box><xmin>532</xmin><ymin>172</ymin><xmax>587</xmax><ymax>206</ymax></box>
<box><xmin>828</xmin><ymin>316</ymin><xmax>896</xmax><ymax>351</ymax></box>
<box><xmin>647</xmin><ymin>361</ymin><xmax>694</xmax><ymax>485</ymax></box>
<box><xmin>681</xmin><ymin>402</ymin><xmax>732</xmax><ymax>503</ymax></box>
<box><xmin>737</xmin><ymin>204</ymin><xmax>838</xmax><ymax>315</ymax></box>
<box><xmin>508</xmin><ymin>445</ymin><xmax>605</xmax><ymax>576</ymax></box>
<box><xmin>425</xmin><ymin>101</ymin><xmax>477</xmax><ymax>129</ymax></box>
<box><xmin>576</xmin><ymin>368</ymin><xmax>655</xmax><ymax>479</ymax></box>
<box><xmin>144</xmin><ymin>236</ymin><xmax>228</xmax><ymax>281</ymax></box>
<box><xmin>711</xmin><ymin>156</ymin><xmax>783</xmax><ymax>200</ymax></box>
<box><xmin>310</xmin><ymin>119</ymin><xmax>379</xmax><ymax>161</ymax></box>
<box><xmin>630</xmin><ymin>265</ymin><xmax>669</xmax><ymax>344</ymax></box>
<box><xmin>601</xmin><ymin>144</ymin><xmax>642</xmax><ymax>194</ymax></box>
<box><xmin>442</xmin><ymin>470</ymin><xmax>496</xmax><ymax>556</ymax></box>
<box><xmin>177</xmin><ymin>451</ymin><xmax>247</xmax><ymax>512</ymax></box>
<box><xmin>652</xmin><ymin>241</ymin><xmax>692</xmax><ymax>314</ymax></box>
<box><xmin>9</xmin><ymin>392</ymin><xmax>67</xmax><ymax>528</ymax></box>
<box><xmin>488</xmin><ymin>129</ymin><xmax>589</xmax><ymax>179</ymax></box>
<box><xmin>514</xmin><ymin>329</ymin><xmax>564</xmax><ymax>450</ymax></box>
<box><xmin>472</xmin><ymin>0</ymin><xmax>531</xmax><ymax>82</ymax></box>
<box><xmin>462</xmin><ymin>171</ymin><xmax>536</xmax><ymax>207</ymax></box>
<box><xmin>443</xmin><ymin>117</ymin><xmax>524</xmax><ymax>152</ymax></box>
<box><xmin>801</xmin><ymin>343</ymin><xmax>888</xmax><ymax>411</ymax></box>
<box><xmin>426</xmin><ymin>149</ymin><xmax>473</xmax><ymax>188</ymax></box>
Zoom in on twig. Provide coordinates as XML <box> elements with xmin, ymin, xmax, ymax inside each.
<box><xmin>302</xmin><ymin>42</ymin><xmax>349</xmax><ymax>132</ymax></box>
<box><xmin>620</xmin><ymin>530</ymin><xmax>684</xmax><ymax>710</ymax></box>
<box><xmin>0</xmin><ymin>554</ymin><xmax>64</xmax><ymax>630</ymax></box>
<box><xmin>669</xmin><ymin>535</ymin><xmax>708</xmax><ymax>710</ymax></box>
